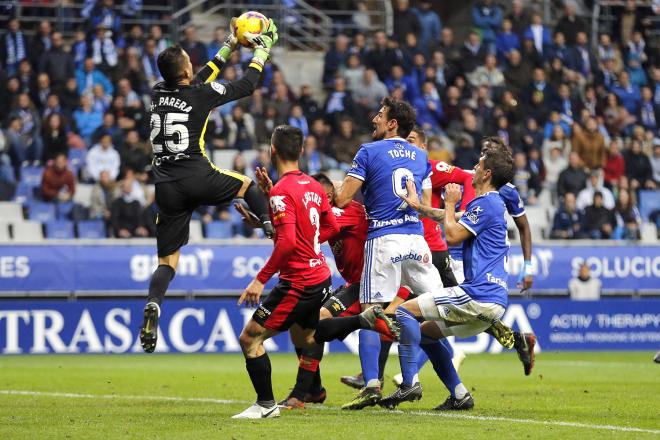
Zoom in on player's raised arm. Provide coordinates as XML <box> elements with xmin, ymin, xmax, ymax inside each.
<box><xmin>444</xmin><ymin>183</ymin><xmax>472</xmax><ymax>245</ymax></box>
<box><xmin>335</xmin><ymin>144</ymin><xmax>367</xmax><ymax>207</ymax></box>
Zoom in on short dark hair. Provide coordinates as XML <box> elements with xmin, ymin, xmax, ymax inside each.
<box><xmin>482</xmin><ymin>146</ymin><xmax>514</xmax><ymax>189</ymax></box>
<box><xmin>157</xmin><ymin>45</ymin><xmax>187</xmax><ymax>85</ymax></box>
<box><xmin>409</xmin><ymin>125</ymin><xmax>427</xmax><ymax>144</ymax></box>
<box><xmin>381</xmin><ymin>97</ymin><xmax>416</xmax><ymax>138</ymax></box>
<box><xmin>271</xmin><ymin>125</ymin><xmax>303</xmax><ymax>162</ymax></box>
<box><xmin>311</xmin><ymin>173</ymin><xmax>332</xmax><ymax>187</ymax></box>
<box><xmin>481</xmin><ymin>136</ymin><xmax>507</xmax><ymax>153</ymax></box>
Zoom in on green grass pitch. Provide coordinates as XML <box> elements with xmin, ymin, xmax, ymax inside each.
<box><xmin>0</xmin><ymin>352</ymin><xmax>658</xmax><ymax>439</ymax></box>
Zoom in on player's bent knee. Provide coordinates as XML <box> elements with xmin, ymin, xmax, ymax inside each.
<box><xmin>421</xmin><ymin>321</ymin><xmax>445</xmax><ymax>339</ymax></box>
<box><xmin>399</xmin><ymin>298</ymin><xmax>423</xmax><ymax>317</ymax></box>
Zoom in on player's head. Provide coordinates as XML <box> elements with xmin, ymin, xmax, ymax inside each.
<box><xmin>481</xmin><ymin>136</ymin><xmax>509</xmax><ymax>155</ymax></box>
<box><xmin>372</xmin><ymin>97</ymin><xmax>416</xmax><ymax>141</ymax></box>
<box><xmin>406</xmin><ymin>125</ymin><xmax>427</xmax><ymax>150</ymax></box>
<box><xmin>270</xmin><ymin>125</ymin><xmax>304</xmax><ymax>166</ymax></box>
<box><xmin>474</xmin><ymin>145</ymin><xmax>514</xmax><ymax>191</ymax></box>
<box><xmin>311</xmin><ymin>173</ymin><xmax>335</xmax><ymax>205</ymax></box>
<box><xmin>157</xmin><ymin>45</ymin><xmax>193</xmax><ymax>85</ymax></box>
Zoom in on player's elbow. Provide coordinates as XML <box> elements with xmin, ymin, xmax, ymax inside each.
<box><xmin>445</xmin><ymin>235</ymin><xmax>462</xmax><ymax>247</ymax></box>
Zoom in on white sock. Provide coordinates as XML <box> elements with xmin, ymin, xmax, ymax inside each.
<box><xmin>454</xmin><ymin>383</ymin><xmax>468</xmax><ymax>399</ymax></box>
<box><xmin>146</xmin><ymin>301</ymin><xmax>161</xmax><ymax>317</ymax></box>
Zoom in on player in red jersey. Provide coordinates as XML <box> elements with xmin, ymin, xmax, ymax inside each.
<box><xmin>232</xmin><ymin>126</ymin><xmax>399</xmax><ymax>419</ymax></box>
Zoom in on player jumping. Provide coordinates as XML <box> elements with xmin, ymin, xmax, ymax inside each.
<box><xmin>139</xmin><ymin>20</ymin><xmax>279</xmax><ymax>353</ymax></box>
<box><xmin>232</xmin><ymin>126</ymin><xmax>399</xmax><ymax>419</ymax></box>
<box><xmin>380</xmin><ymin>146</ymin><xmax>515</xmax><ymax>411</ymax></box>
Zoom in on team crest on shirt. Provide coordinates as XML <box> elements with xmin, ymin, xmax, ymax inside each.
<box><xmin>465</xmin><ymin>205</ymin><xmax>483</xmax><ymax>223</ymax></box>
<box><xmin>332</xmin><ymin>207</ymin><xmax>344</xmax><ymax>217</ymax></box>
<box><xmin>423</xmin><ymin>254</ymin><xmax>430</xmax><ymax>264</ymax></box>
<box><xmin>210</xmin><ymin>82</ymin><xmax>226</xmax><ymax>95</ymax></box>
<box><xmin>270</xmin><ymin>195</ymin><xmax>286</xmax><ymax>213</ymax></box>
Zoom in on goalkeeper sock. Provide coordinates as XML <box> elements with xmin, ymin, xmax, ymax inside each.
<box><xmin>420</xmin><ymin>336</ymin><xmax>465</xmax><ymax>398</ymax></box>
<box><xmin>290</xmin><ymin>344</ymin><xmax>323</xmax><ymax>401</ymax></box>
<box><xmin>395</xmin><ymin>307</ymin><xmax>421</xmax><ymax>387</ymax></box>
<box><xmin>377</xmin><ymin>338</ymin><xmax>393</xmax><ymax>380</ymax></box>
<box><xmin>359</xmin><ymin>329</ymin><xmax>381</xmax><ymax>387</ymax></box>
<box><xmin>245</xmin><ymin>353</ymin><xmax>275</xmax><ymax>407</ymax></box>
<box><xmin>146</xmin><ymin>264</ymin><xmax>175</xmax><ymax>306</ymax></box>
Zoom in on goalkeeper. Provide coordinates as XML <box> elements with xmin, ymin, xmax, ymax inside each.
<box><xmin>139</xmin><ymin>19</ymin><xmax>279</xmax><ymax>353</ymax></box>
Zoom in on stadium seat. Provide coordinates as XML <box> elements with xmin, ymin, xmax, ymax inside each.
<box><xmin>189</xmin><ymin>220</ymin><xmax>204</xmax><ymax>242</ymax></box>
<box><xmin>11</xmin><ymin>221</ymin><xmax>44</xmax><ymax>242</ymax></box>
<box><xmin>641</xmin><ymin>223</ymin><xmax>658</xmax><ymax>242</ymax></box>
<box><xmin>56</xmin><ymin>201</ymin><xmax>75</xmax><ymax>220</ymax></box>
<box><xmin>68</xmin><ymin>148</ymin><xmax>86</xmax><ymax>176</ymax></box>
<box><xmin>0</xmin><ymin>201</ymin><xmax>25</xmax><ymax>221</ymax></box>
<box><xmin>19</xmin><ymin>166</ymin><xmax>44</xmax><ymax>188</ymax></box>
<box><xmin>27</xmin><ymin>201</ymin><xmax>57</xmax><ymax>222</ymax></box>
<box><xmin>212</xmin><ymin>149</ymin><xmax>239</xmax><ymax>170</ymax></box>
<box><xmin>73</xmin><ymin>184</ymin><xmax>94</xmax><ymax>207</ymax></box>
<box><xmin>0</xmin><ymin>223</ymin><xmax>10</xmax><ymax>243</ymax></box>
<box><xmin>12</xmin><ymin>182</ymin><xmax>35</xmax><ymax>203</ymax></box>
<box><xmin>524</xmin><ymin>206</ymin><xmax>550</xmax><ymax>240</ymax></box>
<box><xmin>205</xmin><ymin>221</ymin><xmax>233</xmax><ymax>239</ymax></box>
<box><xmin>77</xmin><ymin>220</ymin><xmax>107</xmax><ymax>239</ymax></box>
<box><xmin>639</xmin><ymin>190</ymin><xmax>660</xmax><ymax>222</ymax></box>
<box><xmin>44</xmin><ymin>220</ymin><xmax>75</xmax><ymax>239</ymax></box>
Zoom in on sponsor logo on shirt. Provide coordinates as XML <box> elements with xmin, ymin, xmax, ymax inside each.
<box><xmin>210</xmin><ymin>82</ymin><xmax>226</xmax><ymax>95</ymax></box>
<box><xmin>391</xmin><ymin>252</ymin><xmax>423</xmax><ymax>264</ymax></box>
<box><xmin>270</xmin><ymin>195</ymin><xmax>286</xmax><ymax>213</ymax></box>
<box><xmin>331</xmin><ymin>207</ymin><xmax>344</xmax><ymax>217</ymax></box>
<box><xmin>435</xmin><ymin>162</ymin><xmax>454</xmax><ymax>173</ymax></box>
<box><xmin>487</xmin><ymin>272</ymin><xmax>508</xmax><ymax>289</ymax></box>
<box><xmin>309</xmin><ymin>258</ymin><xmax>324</xmax><ymax>268</ymax></box>
<box><xmin>370</xmin><ymin>215</ymin><xmax>419</xmax><ymax>228</ymax></box>
<box><xmin>423</xmin><ymin>253</ymin><xmax>430</xmax><ymax>264</ymax></box>
<box><xmin>465</xmin><ymin>205</ymin><xmax>483</xmax><ymax>224</ymax></box>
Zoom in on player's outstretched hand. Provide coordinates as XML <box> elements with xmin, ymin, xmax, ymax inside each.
<box><xmin>398</xmin><ymin>179</ymin><xmax>420</xmax><ymax>211</ymax></box>
<box><xmin>255</xmin><ymin>167</ymin><xmax>273</xmax><ymax>194</ymax></box>
<box><xmin>238</xmin><ymin>278</ymin><xmax>264</xmax><ymax>307</ymax></box>
<box><xmin>444</xmin><ymin>183</ymin><xmax>462</xmax><ymax>206</ymax></box>
<box><xmin>246</xmin><ymin>18</ymin><xmax>278</xmax><ymax>65</ymax></box>
<box><xmin>517</xmin><ymin>260</ymin><xmax>534</xmax><ymax>292</ymax></box>
<box><xmin>216</xmin><ymin>18</ymin><xmax>239</xmax><ymax>61</ymax></box>
<box><xmin>234</xmin><ymin>202</ymin><xmax>263</xmax><ymax>228</ymax></box>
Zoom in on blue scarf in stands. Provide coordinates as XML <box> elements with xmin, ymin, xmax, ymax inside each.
<box><xmin>6</xmin><ymin>31</ymin><xmax>26</xmax><ymax>72</ymax></box>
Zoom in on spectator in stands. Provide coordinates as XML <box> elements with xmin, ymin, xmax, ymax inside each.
<box><xmin>523</xmin><ymin>12</ymin><xmax>552</xmax><ymax>60</ymax></box>
<box><xmin>572</xmin><ymin>118</ymin><xmax>606</xmax><ymax>170</ymax></box>
<box><xmin>117</xmin><ymin>48</ymin><xmax>149</xmax><ymax>96</ymax></box>
<box><xmin>435</xmin><ymin>28</ymin><xmax>461</xmax><ymax>67</ymax></box>
<box><xmin>392</xmin><ymin>0</ymin><xmax>421</xmax><ymax>44</ymax></box>
<box><xmin>568</xmin><ymin>31</ymin><xmax>596</xmax><ymax>80</ymax></box>
<box><xmin>603</xmin><ymin>139</ymin><xmax>626</xmax><ymax>189</ymax></box>
<box><xmin>207</xmin><ymin>26</ymin><xmax>226</xmax><ymax>61</ymax></box>
<box><xmin>31</xmin><ymin>20</ymin><xmax>53</xmax><ymax>66</ymax></box>
<box><xmin>142</xmin><ymin>38</ymin><xmax>163</xmax><ymax>86</ymax></box>
<box><xmin>119</xmin><ymin>129</ymin><xmax>150</xmax><ymax>174</ymax></box>
<box><xmin>612</xmin><ymin>71</ymin><xmax>642</xmax><ymax>115</ymax></box>
<box><xmin>73</xmin><ymin>95</ymin><xmax>103</xmax><ymax>146</ymax></box>
<box><xmin>124</xmin><ymin>25</ymin><xmax>145</xmax><ymax>57</ymax></box>
<box><xmin>460</xmin><ymin>31</ymin><xmax>488</xmax><ymax>75</ymax></box>
<box><xmin>638</xmin><ymin>86</ymin><xmax>659</xmax><ymax>133</ymax></box>
<box><xmin>412</xmin><ymin>0</ymin><xmax>442</xmax><ymax>54</ymax></box>
<box><xmin>569</xmin><ymin>263</ymin><xmax>601</xmax><ymax>300</ymax></box>
<box><xmin>76</xmin><ymin>58</ymin><xmax>114</xmax><ymax>97</ymax></box>
<box><xmin>254</xmin><ymin>104</ymin><xmax>282</xmax><ymax>145</ymax></box>
<box><xmin>554</xmin><ymin>0</ymin><xmax>587</xmax><ymax>46</ymax></box>
<box><xmin>89</xmin><ymin>24</ymin><xmax>120</xmax><ymax>74</ymax></box>
<box><xmin>503</xmin><ymin>50</ymin><xmax>532</xmax><ymax>97</ymax></box>
<box><xmin>366</xmin><ymin>31</ymin><xmax>401</xmax><ymax>82</ymax></box>
<box><xmin>110</xmin><ymin>176</ymin><xmax>149</xmax><ymax>238</ymax></box>
<box><xmin>544</xmin><ymin>145</ymin><xmax>568</xmax><ymax>204</ymax></box>
<box><xmin>41</xmin><ymin>113</ymin><xmax>69</xmax><ymax>162</ymax></box>
<box><xmin>512</xmin><ymin>151</ymin><xmax>540</xmax><ymax>205</ymax></box>
<box><xmin>653</xmin><ymin>141</ymin><xmax>660</xmax><ymax>184</ymax></box>
<box><xmin>520</xmin><ymin>117</ymin><xmax>544</xmax><ymax>154</ymax></box>
<box><xmin>60</xmin><ymin>78</ymin><xmax>80</xmax><ymax>117</ymax></box>
<box><xmin>86</xmin><ymin>0</ymin><xmax>122</xmax><ymax>36</ymax></box>
<box><xmin>506</xmin><ymin>0</ymin><xmax>530</xmax><ymax>38</ymax></box>
<box><xmin>453</xmin><ymin>133</ymin><xmax>481</xmax><ymax>171</ymax></box>
<box><xmin>495</xmin><ymin>18</ymin><xmax>520</xmax><ymax>62</ymax></box>
<box><xmin>468</xmin><ymin>54</ymin><xmax>505</xmax><ymax>90</ymax></box>
<box><xmin>413</xmin><ymin>81</ymin><xmax>444</xmax><ymax>135</ymax></box>
<box><xmin>323</xmin><ymin>34</ymin><xmax>350</xmax><ymax>88</ymax></box>
<box><xmin>472</xmin><ymin>0</ymin><xmax>502</xmax><ymax>52</ymax></box>
<box><xmin>90</xmin><ymin>84</ymin><xmax>111</xmax><ymax>114</ymax></box>
<box><xmin>39</xmin><ymin>32</ymin><xmax>74</xmax><ymax>91</ymax></box>
<box><xmin>577</xmin><ymin>169</ymin><xmax>615</xmax><ymax>210</ymax></box>
<box><xmin>624</xmin><ymin>139</ymin><xmax>656</xmax><ymax>190</ymax></box>
<box><xmin>550</xmin><ymin>192</ymin><xmax>584</xmax><ymax>239</ymax></box>
<box><xmin>353</xmin><ymin>69</ymin><xmax>388</xmax><ymax>114</ymax></box>
<box><xmin>615</xmin><ymin>188</ymin><xmax>641</xmax><ymax>239</ymax></box>
<box><xmin>583</xmin><ymin>191</ymin><xmax>616</xmax><ymax>239</ymax></box>
<box><xmin>385</xmin><ymin>65</ymin><xmax>419</xmax><ymax>103</ymax></box>
<box><xmin>324</xmin><ymin>76</ymin><xmax>356</xmax><ymax>129</ymax></box>
<box><xmin>557</xmin><ymin>151</ymin><xmax>588</xmax><ymax>197</ymax></box>
<box><xmin>41</xmin><ymin>152</ymin><xmax>75</xmax><ymax>202</ymax></box>
<box><xmin>298</xmin><ymin>85</ymin><xmax>322</xmax><ymax>123</ymax></box>
<box><xmin>32</xmin><ymin>73</ymin><xmax>53</xmax><ymax>112</ymax></box>
<box><xmin>288</xmin><ymin>104</ymin><xmax>309</xmax><ymax>138</ymax></box>
<box><xmin>116</xmin><ymin>78</ymin><xmax>142</xmax><ymax>109</ymax></box>
<box><xmin>300</xmin><ymin>135</ymin><xmax>338</xmax><ymax>175</ymax></box>
<box><xmin>225</xmin><ymin>105</ymin><xmax>256</xmax><ymax>151</ymax></box>
<box><xmin>149</xmin><ymin>25</ymin><xmax>170</xmax><ymax>56</ymax></box>
<box><xmin>547</xmin><ymin>32</ymin><xmax>572</xmax><ymax>67</ymax></box>
<box><xmin>596</xmin><ymin>33</ymin><xmax>620</xmax><ymax>68</ymax></box>
<box><xmin>86</xmin><ymin>134</ymin><xmax>120</xmax><ymax>182</ymax></box>
<box><xmin>9</xmin><ymin>94</ymin><xmax>43</xmax><ymax>164</ymax></box>
<box><xmin>179</xmin><ymin>26</ymin><xmax>207</xmax><ymax>71</ymax></box>
<box><xmin>343</xmin><ymin>54</ymin><xmax>365</xmax><ymax>95</ymax></box>
<box><xmin>332</xmin><ymin>117</ymin><xmax>364</xmax><ymax>165</ymax></box>
<box><xmin>0</xmin><ymin>18</ymin><xmax>28</xmax><ymax>77</ymax></box>
<box><xmin>89</xmin><ymin>170</ymin><xmax>115</xmax><ymax>219</ymax></box>
<box><xmin>92</xmin><ymin>112</ymin><xmax>122</xmax><ymax>146</ymax></box>
<box><xmin>543</xmin><ymin>124</ymin><xmax>572</xmax><ymax>159</ymax></box>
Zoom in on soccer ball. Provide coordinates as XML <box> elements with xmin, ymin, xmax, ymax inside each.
<box><xmin>233</xmin><ymin>11</ymin><xmax>268</xmax><ymax>47</ymax></box>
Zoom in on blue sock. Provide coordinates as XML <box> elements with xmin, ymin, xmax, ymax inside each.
<box><xmin>420</xmin><ymin>336</ymin><xmax>465</xmax><ymax>398</ymax></box>
<box><xmin>416</xmin><ymin>338</ymin><xmax>453</xmax><ymax>371</ymax></box>
<box><xmin>358</xmin><ymin>329</ymin><xmax>381</xmax><ymax>387</ymax></box>
<box><xmin>395</xmin><ymin>306</ymin><xmax>421</xmax><ymax>387</ymax></box>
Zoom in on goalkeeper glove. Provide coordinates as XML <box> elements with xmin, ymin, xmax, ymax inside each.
<box><xmin>517</xmin><ymin>260</ymin><xmax>533</xmax><ymax>291</ymax></box>
<box><xmin>245</xmin><ymin>18</ymin><xmax>278</xmax><ymax>67</ymax></box>
<box><xmin>215</xmin><ymin>18</ymin><xmax>239</xmax><ymax>63</ymax></box>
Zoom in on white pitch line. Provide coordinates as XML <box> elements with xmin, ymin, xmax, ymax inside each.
<box><xmin>1</xmin><ymin>389</ymin><xmax>658</xmax><ymax>435</ymax></box>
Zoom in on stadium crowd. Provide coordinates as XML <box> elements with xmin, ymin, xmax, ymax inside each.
<box><xmin>0</xmin><ymin>0</ymin><xmax>658</xmax><ymax>240</ymax></box>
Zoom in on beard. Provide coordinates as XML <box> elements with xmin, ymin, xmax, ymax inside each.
<box><xmin>372</xmin><ymin>127</ymin><xmax>385</xmax><ymax>141</ymax></box>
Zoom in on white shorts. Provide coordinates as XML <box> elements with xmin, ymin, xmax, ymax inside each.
<box><xmin>360</xmin><ymin>234</ymin><xmax>443</xmax><ymax>304</ymax></box>
<box><xmin>450</xmin><ymin>258</ymin><xmax>464</xmax><ymax>284</ymax></box>
<box><xmin>417</xmin><ymin>286</ymin><xmax>505</xmax><ymax>338</ymax></box>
